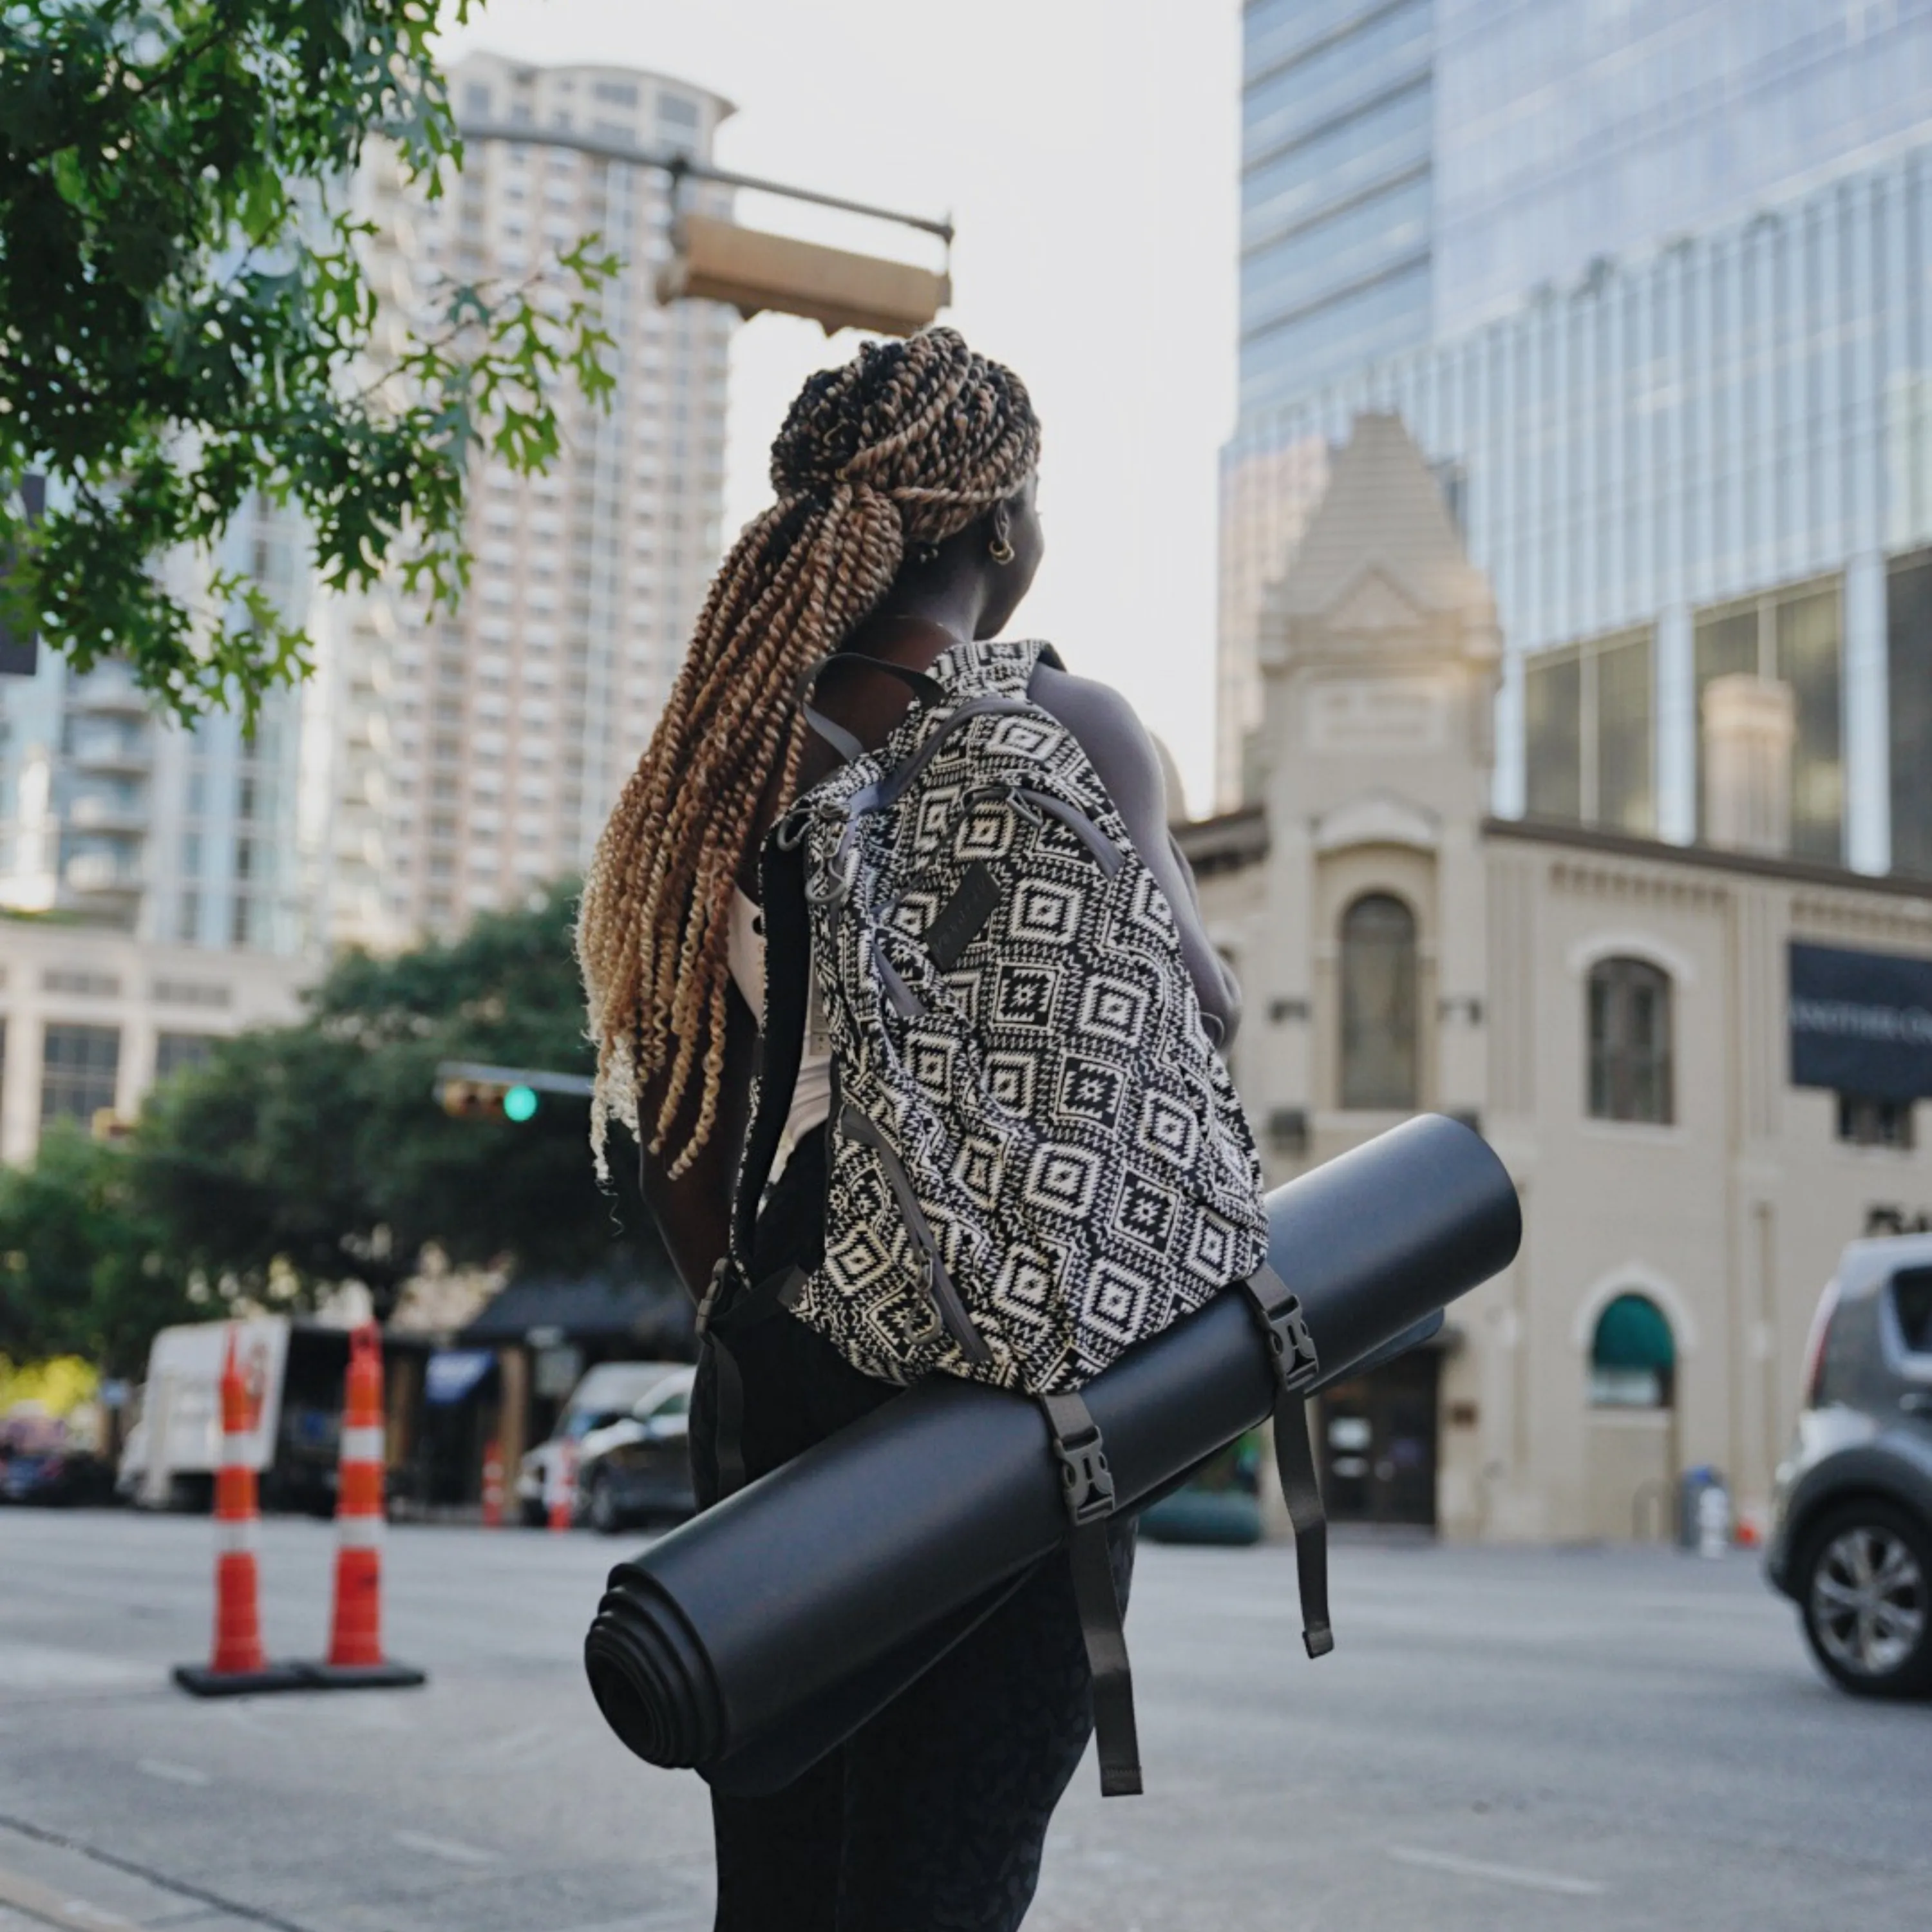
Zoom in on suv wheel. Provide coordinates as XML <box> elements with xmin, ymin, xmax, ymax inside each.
<box><xmin>588</xmin><ymin>1469</ymin><xmax>622</xmax><ymax>1536</ymax></box>
<box><xmin>1799</xmin><ymin>1502</ymin><xmax>1932</xmax><ymax>1697</ymax></box>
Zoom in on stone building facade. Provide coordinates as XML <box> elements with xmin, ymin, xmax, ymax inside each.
<box><xmin>1182</xmin><ymin>415</ymin><xmax>1932</xmax><ymax>1541</ymax></box>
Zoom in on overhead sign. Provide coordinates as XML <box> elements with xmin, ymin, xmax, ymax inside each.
<box><xmin>1789</xmin><ymin>942</ymin><xmax>1932</xmax><ymax>1101</ymax></box>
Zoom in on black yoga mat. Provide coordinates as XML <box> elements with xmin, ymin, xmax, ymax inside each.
<box><xmin>586</xmin><ymin>1113</ymin><xmax>1519</xmax><ymax>1790</ymax></box>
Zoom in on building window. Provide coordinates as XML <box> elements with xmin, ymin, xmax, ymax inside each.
<box><xmin>1838</xmin><ymin>1095</ymin><xmax>1916</xmax><ymax>1150</ymax></box>
<box><xmin>1589</xmin><ymin>1293</ymin><xmax>1675</xmax><ymax>1408</ymax></box>
<box><xmin>155</xmin><ymin>1032</ymin><xmax>216</xmax><ymax>1081</ymax></box>
<box><xmin>1340</xmin><ymin>892</ymin><xmax>1417</xmax><ymax>1110</ymax></box>
<box><xmin>1693</xmin><ymin>580</ymin><xmax>1843</xmax><ymax>863</ymax></box>
<box><xmin>1524</xmin><ymin>628</ymin><xmax>1655</xmax><ymax>835</ymax></box>
<box><xmin>1587</xmin><ymin>957</ymin><xmax>1674</xmax><ymax>1124</ymax></box>
<box><xmin>41</xmin><ymin>1023</ymin><xmax>120</xmax><ymax>1126</ymax></box>
<box><xmin>1886</xmin><ymin>553</ymin><xmax>1932</xmax><ymax>880</ymax></box>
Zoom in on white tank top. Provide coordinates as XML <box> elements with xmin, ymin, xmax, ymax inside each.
<box><xmin>727</xmin><ymin>885</ymin><xmax>833</xmax><ymax>1167</ymax></box>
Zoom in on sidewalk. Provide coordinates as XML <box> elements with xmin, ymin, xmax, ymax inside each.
<box><xmin>0</xmin><ymin>1814</ymin><xmax>279</xmax><ymax>1932</ymax></box>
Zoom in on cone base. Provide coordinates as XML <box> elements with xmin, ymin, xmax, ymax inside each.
<box><xmin>172</xmin><ymin>1661</ymin><xmax>312</xmax><ymax>1698</ymax></box>
<box><xmin>300</xmin><ymin>1660</ymin><xmax>427</xmax><ymax>1691</ymax></box>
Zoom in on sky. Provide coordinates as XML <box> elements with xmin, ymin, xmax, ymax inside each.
<box><xmin>440</xmin><ymin>0</ymin><xmax>1243</xmax><ymax>815</ymax></box>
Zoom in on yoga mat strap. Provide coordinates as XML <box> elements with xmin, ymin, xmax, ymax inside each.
<box><xmin>702</xmin><ymin>1264</ymin><xmax>808</xmax><ymax>1503</ymax></box>
<box><xmin>1040</xmin><ymin>1390</ymin><xmax>1141</xmax><ymax>1797</ymax></box>
<box><xmin>1240</xmin><ymin>1265</ymin><xmax>1334</xmax><ymax>1660</ymax></box>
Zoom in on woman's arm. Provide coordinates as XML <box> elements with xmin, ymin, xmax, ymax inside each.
<box><xmin>635</xmin><ymin>985</ymin><xmax>758</xmax><ymax>1302</ymax></box>
<box><xmin>1029</xmin><ymin>663</ymin><xmax>1243</xmax><ymax>1046</ymax></box>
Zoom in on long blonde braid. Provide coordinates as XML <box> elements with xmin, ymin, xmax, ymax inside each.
<box><xmin>578</xmin><ymin>328</ymin><xmax>1041</xmax><ymax>1177</ymax></box>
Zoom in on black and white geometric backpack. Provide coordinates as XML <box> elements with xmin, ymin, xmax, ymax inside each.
<box><xmin>703</xmin><ymin>636</ymin><xmax>1331</xmax><ymax>1795</ymax></box>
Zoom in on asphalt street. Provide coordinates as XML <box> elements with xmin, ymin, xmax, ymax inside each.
<box><xmin>0</xmin><ymin>1510</ymin><xmax>1924</xmax><ymax>1932</ymax></box>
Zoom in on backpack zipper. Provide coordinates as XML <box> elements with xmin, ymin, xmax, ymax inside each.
<box><xmin>836</xmin><ymin>1103</ymin><xmax>994</xmax><ymax>1365</ymax></box>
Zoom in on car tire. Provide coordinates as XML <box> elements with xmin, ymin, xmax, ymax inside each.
<box><xmin>1797</xmin><ymin>1501</ymin><xmax>1932</xmax><ymax>1698</ymax></box>
<box><xmin>588</xmin><ymin>1470</ymin><xmax>623</xmax><ymax>1537</ymax></box>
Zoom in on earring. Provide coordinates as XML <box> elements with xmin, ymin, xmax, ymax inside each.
<box><xmin>989</xmin><ymin>526</ymin><xmax>1015</xmax><ymax>565</ymax></box>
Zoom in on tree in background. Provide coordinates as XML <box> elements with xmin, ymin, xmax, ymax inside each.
<box><xmin>133</xmin><ymin>880</ymin><xmax>671</xmax><ymax>1320</ymax></box>
<box><xmin>0</xmin><ymin>1</ymin><xmax>615</xmax><ymax>720</ymax></box>
<box><xmin>0</xmin><ymin>1126</ymin><xmax>198</xmax><ymax>1376</ymax></box>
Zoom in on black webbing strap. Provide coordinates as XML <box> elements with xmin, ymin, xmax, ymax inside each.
<box><xmin>793</xmin><ymin>652</ymin><xmax>947</xmax><ymax>767</ymax></box>
<box><xmin>1039</xmin><ymin>1388</ymin><xmax>1142</xmax><ymax>1798</ymax></box>
<box><xmin>1238</xmin><ymin>1263</ymin><xmax>1334</xmax><ymax>1660</ymax></box>
<box><xmin>697</xmin><ymin>1262</ymin><xmax>808</xmax><ymax>1502</ymax></box>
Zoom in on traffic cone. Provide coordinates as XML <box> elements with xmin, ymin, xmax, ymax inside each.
<box><xmin>307</xmin><ymin>1324</ymin><xmax>424</xmax><ymax>1689</ymax></box>
<box><xmin>480</xmin><ymin>1438</ymin><xmax>505</xmax><ymax>1530</ymax></box>
<box><xmin>173</xmin><ymin>1328</ymin><xmax>306</xmax><ymax>1696</ymax></box>
<box><xmin>547</xmin><ymin>1437</ymin><xmax>578</xmax><ymax>1532</ymax></box>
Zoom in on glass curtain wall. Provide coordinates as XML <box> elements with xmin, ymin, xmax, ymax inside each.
<box><xmin>1524</xmin><ymin>628</ymin><xmax>1654</xmax><ymax>834</ymax></box>
<box><xmin>1692</xmin><ymin>580</ymin><xmax>1844</xmax><ymax>864</ymax></box>
<box><xmin>1239</xmin><ymin>0</ymin><xmax>1435</xmax><ymax>414</ymax></box>
<box><xmin>1219</xmin><ymin>137</ymin><xmax>1932</xmax><ymax>857</ymax></box>
<box><xmin>1887</xmin><ymin>552</ymin><xmax>1932</xmax><ymax>879</ymax></box>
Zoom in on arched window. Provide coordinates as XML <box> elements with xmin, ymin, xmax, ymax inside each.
<box><xmin>1340</xmin><ymin>893</ymin><xmax>1417</xmax><ymax>1110</ymax></box>
<box><xmin>1589</xmin><ymin>1293</ymin><xmax>1676</xmax><ymax>1408</ymax></box>
<box><xmin>1587</xmin><ymin>956</ymin><xmax>1673</xmax><ymax>1123</ymax></box>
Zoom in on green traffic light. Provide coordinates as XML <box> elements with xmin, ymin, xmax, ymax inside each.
<box><xmin>504</xmin><ymin>1084</ymin><xmax>539</xmax><ymax>1123</ymax></box>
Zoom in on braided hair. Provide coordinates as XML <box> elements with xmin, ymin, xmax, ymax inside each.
<box><xmin>578</xmin><ymin>327</ymin><xmax>1041</xmax><ymax>1177</ymax></box>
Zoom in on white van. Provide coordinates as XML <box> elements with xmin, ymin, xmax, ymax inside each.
<box><xmin>119</xmin><ymin>1318</ymin><xmax>412</xmax><ymax>1514</ymax></box>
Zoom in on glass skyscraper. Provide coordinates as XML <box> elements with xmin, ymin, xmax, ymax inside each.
<box><xmin>1240</xmin><ymin>0</ymin><xmax>1435</xmax><ymax>417</ymax></box>
<box><xmin>1222</xmin><ymin>0</ymin><xmax>1932</xmax><ymax>869</ymax></box>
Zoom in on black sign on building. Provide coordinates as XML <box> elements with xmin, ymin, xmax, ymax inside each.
<box><xmin>1789</xmin><ymin>941</ymin><xmax>1932</xmax><ymax>1103</ymax></box>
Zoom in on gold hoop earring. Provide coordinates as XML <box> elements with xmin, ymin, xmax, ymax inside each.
<box><xmin>989</xmin><ymin>533</ymin><xmax>1016</xmax><ymax>565</ymax></box>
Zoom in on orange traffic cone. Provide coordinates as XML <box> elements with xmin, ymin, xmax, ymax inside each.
<box><xmin>308</xmin><ymin>1324</ymin><xmax>424</xmax><ymax>1689</ymax></box>
<box><xmin>480</xmin><ymin>1438</ymin><xmax>505</xmax><ymax>1530</ymax></box>
<box><xmin>173</xmin><ymin>1328</ymin><xmax>305</xmax><ymax>1696</ymax></box>
<box><xmin>546</xmin><ymin>1437</ymin><xmax>578</xmax><ymax>1532</ymax></box>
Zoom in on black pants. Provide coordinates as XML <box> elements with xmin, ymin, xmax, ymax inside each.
<box><xmin>690</xmin><ymin>1128</ymin><xmax>1133</xmax><ymax>1932</ymax></box>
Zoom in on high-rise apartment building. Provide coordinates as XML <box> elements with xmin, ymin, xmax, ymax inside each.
<box><xmin>1221</xmin><ymin>1</ymin><xmax>1932</xmax><ymax>829</ymax></box>
<box><xmin>323</xmin><ymin>53</ymin><xmax>735</xmax><ymax>947</ymax></box>
<box><xmin>0</xmin><ymin>55</ymin><xmax>737</xmax><ymax>1151</ymax></box>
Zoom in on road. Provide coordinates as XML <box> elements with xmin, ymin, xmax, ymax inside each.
<box><xmin>0</xmin><ymin>1510</ymin><xmax>1924</xmax><ymax>1931</ymax></box>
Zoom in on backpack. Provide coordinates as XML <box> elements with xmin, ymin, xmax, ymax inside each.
<box><xmin>703</xmin><ymin>637</ymin><xmax>1330</xmax><ymax>1794</ymax></box>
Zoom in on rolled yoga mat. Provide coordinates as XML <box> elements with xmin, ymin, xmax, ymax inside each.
<box><xmin>585</xmin><ymin>1113</ymin><xmax>1519</xmax><ymax>1790</ymax></box>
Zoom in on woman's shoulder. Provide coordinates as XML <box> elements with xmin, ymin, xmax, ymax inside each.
<box><xmin>1025</xmin><ymin>654</ymin><xmax>1166</xmax><ymax>817</ymax></box>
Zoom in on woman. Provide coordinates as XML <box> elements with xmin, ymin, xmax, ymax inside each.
<box><xmin>578</xmin><ymin>328</ymin><xmax>1240</xmax><ymax>1931</ymax></box>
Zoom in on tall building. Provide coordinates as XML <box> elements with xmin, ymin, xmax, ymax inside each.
<box><xmin>0</xmin><ymin>55</ymin><xmax>737</xmax><ymax>1153</ymax></box>
<box><xmin>1221</xmin><ymin>1</ymin><xmax>1932</xmax><ymax>819</ymax></box>
<box><xmin>323</xmin><ymin>53</ymin><xmax>735</xmax><ymax>947</ymax></box>
<box><xmin>1239</xmin><ymin>0</ymin><xmax>1435</xmax><ymax>419</ymax></box>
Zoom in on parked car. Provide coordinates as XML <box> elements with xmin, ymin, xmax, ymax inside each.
<box><xmin>516</xmin><ymin>1360</ymin><xmax>690</xmax><ymax>1527</ymax></box>
<box><xmin>577</xmin><ymin>1367</ymin><xmax>697</xmax><ymax>1534</ymax></box>
<box><xmin>1</xmin><ymin>1403</ymin><xmax>111</xmax><ymax>1506</ymax></box>
<box><xmin>1765</xmin><ymin>1231</ymin><xmax>1932</xmax><ymax>1698</ymax></box>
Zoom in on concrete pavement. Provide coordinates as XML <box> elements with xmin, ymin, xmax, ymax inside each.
<box><xmin>0</xmin><ymin>1510</ymin><xmax>1924</xmax><ymax>1930</ymax></box>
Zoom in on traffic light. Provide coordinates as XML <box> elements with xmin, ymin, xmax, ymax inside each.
<box><xmin>658</xmin><ymin>213</ymin><xmax>951</xmax><ymax>337</ymax></box>
<box><xmin>434</xmin><ymin>1061</ymin><xmax>591</xmax><ymax>1122</ymax></box>
<box><xmin>439</xmin><ymin>1079</ymin><xmax>507</xmax><ymax>1121</ymax></box>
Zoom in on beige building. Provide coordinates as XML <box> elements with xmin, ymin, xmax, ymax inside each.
<box><xmin>0</xmin><ymin>917</ymin><xmax>306</xmax><ymax>1164</ymax></box>
<box><xmin>1182</xmin><ymin>415</ymin><xmax>1932</xmax><ymax>1542</ymax></box>
<box><xmin>323</xmin><ymin>55</ymin><xmax>735</xmax><ymax>948</ymax></box>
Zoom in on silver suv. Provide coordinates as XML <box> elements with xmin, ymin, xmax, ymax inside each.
<box><xmin>1766</xmin><ymin>1233</ymin><xmax>1932</xmax><ymax>1698</ymax></box>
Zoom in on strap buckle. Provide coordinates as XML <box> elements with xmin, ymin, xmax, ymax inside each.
<box><xmin>1053</xmin><ymin>1422</ymin><xmax>1117</xmax><ymax>1526</ymax></box>
<box><xmin>1256</xmin><ymin>1290</ymin><xmax>1320</xmax><ymax>1396</ymax></box>
<box><xmin>696</xmin><ymin>1256</ymin><xmax>739</xmax><ymax>1340</ymax></box>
